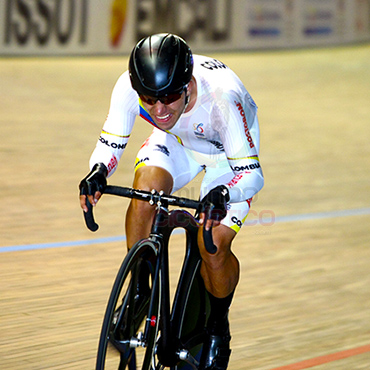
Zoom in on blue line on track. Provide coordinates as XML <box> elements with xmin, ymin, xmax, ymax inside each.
<box><xmin>263</xmin><ymin>207</ymin><xmax>370</xmax><ymax>224</ymax></box>
<box><xmin>1</xmin><ymin>207</ymin><xmax>370</xmax><ymax>253</ymax></box>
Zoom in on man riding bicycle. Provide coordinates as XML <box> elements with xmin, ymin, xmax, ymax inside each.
<box><xmin>79</xmin><ymin>33</ymin><xmax>264</xmax><ymax>370</ymax></box>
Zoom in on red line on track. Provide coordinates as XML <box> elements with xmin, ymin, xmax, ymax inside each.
<box><xmin>270</xmin><ymin>344</ymin><xmax>370</xmax><ymax>370</ymax></box>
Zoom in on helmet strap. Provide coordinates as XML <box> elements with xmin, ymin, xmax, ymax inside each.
<box><xmin>183</xmin><ymin>84</ymin><xmax>190</xmax><ymax>113</ymax></box>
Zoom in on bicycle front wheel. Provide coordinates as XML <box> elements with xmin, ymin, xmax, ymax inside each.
<box><xmin>96</xmin><ymin>239</ymin><xmax>160</xmax><ymax>370</ymax></box>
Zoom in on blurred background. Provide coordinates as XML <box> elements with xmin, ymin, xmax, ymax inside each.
<box><xmin>1</xmin><ymin>1</ymin><xmax>370</xmax><ymax>369</ymax></box>
<box><xmin>1</xmin><ymin>0</ymin><xmax>370</xmax><ymax>56</ymax></box>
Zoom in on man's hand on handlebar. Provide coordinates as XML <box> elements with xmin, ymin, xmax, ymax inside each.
<box><xmin>199</xmin><ymin>185</ymin><xmax>230</xmax><ymax>231</ymax></box>
<box><xmin>79</xmin><ymin>163</ymin><xmax>108</xmax><ymax>213</ymax></box>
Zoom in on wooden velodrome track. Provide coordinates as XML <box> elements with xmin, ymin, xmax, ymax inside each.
<box><xmin>1</xmin><ymin>43</ymin><xmax>370</xmax><ymax>369</ymax></box>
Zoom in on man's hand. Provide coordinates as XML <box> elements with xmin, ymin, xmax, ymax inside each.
<box><xmin>79</xmin><ymin>163</ymin><xmax>108</xmax><ymax>213</ymax></box>
<box><xmin>199</xmin><ymin>185</ymin><xmax>230</xmax><ymax>231</ymax></box>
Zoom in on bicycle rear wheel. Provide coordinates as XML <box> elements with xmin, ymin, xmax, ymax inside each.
<box><xmin>96</xmin><ymin>240</ymin><xmax>160</xmax><ymax>370</ymax></box>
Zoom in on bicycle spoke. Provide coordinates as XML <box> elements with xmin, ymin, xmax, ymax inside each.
<box><xmin>96</xmin><ymin>240</ymin><xmax>159</xmax><ymax>370</ymax></box>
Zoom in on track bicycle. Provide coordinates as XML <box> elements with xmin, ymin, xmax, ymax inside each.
<box><xmin>82</xmin><ymin>185</ymin><xmax>219</xmax><ymax>370</ymax></box>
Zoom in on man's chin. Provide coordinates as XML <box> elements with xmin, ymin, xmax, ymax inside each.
<box><xmin>154</xmin><ymin>117</ymin><xmax>176</xmax><ymax>130</ymax></box>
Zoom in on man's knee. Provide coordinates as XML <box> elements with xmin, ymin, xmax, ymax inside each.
<box><xmin>133</xmin><ymin>166</ymin><xmax>174</xmax><ymax>193</ymax></box>
<box><xmin>199</xmin><ymin>225</ymin><xmax>236</xmax><ymax>265</ymax></box>
<box><xmin>127</xmin><ymin>166</ymin><xmax>174</xmax><ymax>224</ymax></box>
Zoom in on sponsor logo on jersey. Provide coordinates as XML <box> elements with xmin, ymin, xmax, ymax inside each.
<box><xmin>234</xmin><ymin>101</ymin><xmax>255</xmax><ymax>149</ymax></box>
<box><xmin>140</xmin><ymin>137</ymin><xmax>151</xmax><ymax>149</ymax></box>
<box><xmin>134</xmin><ymin>157</ymin><xmax>149</xmax><ymax>169</ymax></box>
<box><xmin>208</xmin><ymin>140</ymin><xmax>224</xmax><ymax>151</ymax></box>
<box><xmin>201</xmin><ymin>59</ymin><xmax>228</xmax><ymax>70</ymax></box>
<box><xmin>227</xmin><ymin>174</ymin><xmax>244</xmax><ymax>188</ymax></box>
<box><xmin>154</xmin><ymin>145</ymin><xmax>170</xmax><ymax>156</ymax></box>
<box><xmin>193</xmin><ymin>123</ymin><xmax>205</xmax><ymax>138</ymax></box>
<box><xmin>107</xmin><ymin>155</ymin><xmax>118</xmax><ymax>174</ymax></box>
<box><xmin>99</xmin><ymin>136</ymin><xmax>126</xmax><ymax>150</ymax></box>
<box><xmin>231</xmin><ymin>216</ymin><xmax>243</xmax><ymax>228</ymax></box>
<box><xmin>232</xmin><ymin>163</ymin><xmax>260</xmax><ymax>172</ymax></box>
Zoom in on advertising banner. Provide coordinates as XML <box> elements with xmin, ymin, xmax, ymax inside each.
<box><xmin>1</xmin><ymin>0</ymin><xmax>93</xmax><ymax>54</ymax></box>
<box><xmin>112</xmin><ymin>0</ymin><xmax>234</xmax><ymax>53</ymax></box>
<box><xmin>297</xmin><ymin>0</ymin><xmax>339</xmax><ymax>45</ymax></box>
<box><xmin>237</xmin><ymin>0</ymin><xmax>293</xmax><ymax>49</ymax></box>
<box><xmin>342</xmin><ymin>0</ymin><xmax>370</xmax><ymax>41</ymax></box>
<box><xmin>0</xmin><ymin>0</ymin><xmax>369</xmax><ymax>56</ymax></box>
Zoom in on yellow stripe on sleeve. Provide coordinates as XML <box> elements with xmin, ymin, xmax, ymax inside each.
<box><xmin>102</xmin><ymin>129</ymin><xmax>130</xmax><ymax>138</ymax></box>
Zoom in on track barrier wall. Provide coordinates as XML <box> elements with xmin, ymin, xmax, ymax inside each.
<box><xmin>1</xmin><ymin>0</ymin><xmax>369</xmax><ymax>56</ymax></box>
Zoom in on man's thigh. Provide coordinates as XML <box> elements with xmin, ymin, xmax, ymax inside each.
<box><xmin>135</xmin><ymin>129</ymin><xmax>203</xmax><ymax>193</ymax></box>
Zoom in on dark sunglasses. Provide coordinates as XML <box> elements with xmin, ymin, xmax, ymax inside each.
<box><xmin>140</xmin><ymin>91</ymin><xmax>184</xmax><ymax>105</ymax></box>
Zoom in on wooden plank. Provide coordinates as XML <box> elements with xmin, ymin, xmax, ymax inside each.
<box><xmin>1</xmin><ymin>44</ymin><xmax>370</xmax><ymax>369</ymax></box>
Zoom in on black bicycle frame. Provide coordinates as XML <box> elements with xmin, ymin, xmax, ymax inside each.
<box><xmin>149</xmin><ymin>206</ymin><xmax>207</xmax><ymax>367</ymax></box>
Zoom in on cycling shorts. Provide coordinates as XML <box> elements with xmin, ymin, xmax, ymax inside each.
<box><xmin>135</xmin><ymin>129</ymin><xmax>252</xmax><ymax>233</ymax></box>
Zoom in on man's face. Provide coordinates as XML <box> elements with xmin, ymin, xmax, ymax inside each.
<box><xmin>140</xmin><ymin>91</ymin><xmax>186</xmax><ymax>131</ymax></box>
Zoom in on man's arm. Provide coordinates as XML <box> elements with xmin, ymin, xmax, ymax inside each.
<box><xmin>215</xmin><ymin>95</ymin><xmax>264</xmax><ymax>203</ymax></box>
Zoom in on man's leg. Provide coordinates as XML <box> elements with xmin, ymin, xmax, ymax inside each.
<box><xmin>125</xmin><ymin>166</ymin><xmax>173</xmax><ymax>249</ymax></box>
<box><xmin>198</xmin><ymin>225</ymin><xmax>238</xmax><ymax>298</ymax></box>
<box><xmin>198</xmin><ymin>225</ymin><xmax>238</xmax><ymax>370</ymax></box>
<box><xmin>124</xmin><ymin>166</ymin><xmax>173</xmax><ymax>306</ymax></box>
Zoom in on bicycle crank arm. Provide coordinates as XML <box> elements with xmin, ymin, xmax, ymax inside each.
<box><xmin>177</xmin><ymin>349</ymin><xmax>199</xmax><ymax>369</ymax></box>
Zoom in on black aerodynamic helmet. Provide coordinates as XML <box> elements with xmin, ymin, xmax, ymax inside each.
<box><xmin>129</xmin><ymin>33</ymin><xmax>193</xmax><ymax>97</ymax></box>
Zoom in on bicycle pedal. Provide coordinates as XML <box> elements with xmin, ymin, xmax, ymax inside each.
<box><xmin>130</xmin><ymin>332</ymin><xmax>145</xmax><ymax>348</ymax></box>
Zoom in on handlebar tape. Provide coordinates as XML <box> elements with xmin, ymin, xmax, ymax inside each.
<box><xmin>202</xmin><ymin>203</ymin><xmax>218</xmax><ymax>254</ymax></box>
<box><xmin>84</xmin><ymin>197</ymin><xmax>99</xmax><ymax>232</ymax></box>
<box><xmin>203</xmin><ymin>227</ymin><xmax>217</xmax><ymax>254</ymax></box>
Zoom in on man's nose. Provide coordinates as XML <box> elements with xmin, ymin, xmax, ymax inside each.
<box><xmin>153</xmin><ymin>100</ymin><xmax>166</xmax><ymax>113</ymax></box>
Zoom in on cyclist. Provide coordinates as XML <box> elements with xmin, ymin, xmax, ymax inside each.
<box><xmin>79</xmin><ymin>33</ymin><xmax>264</xmax><ymax>370</ymax></box>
